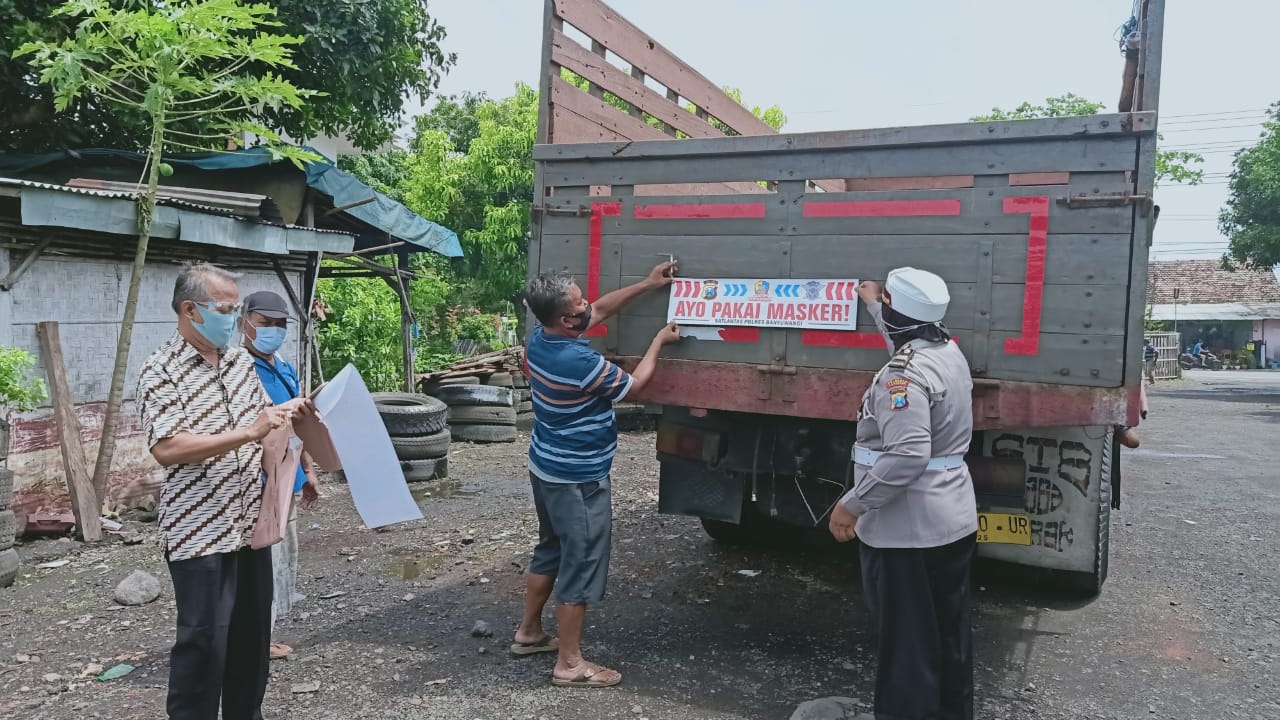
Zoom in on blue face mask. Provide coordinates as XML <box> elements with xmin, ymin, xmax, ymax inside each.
<box><xmin>191</xmin><ymin>301</ymin><xmax>238</xmax><ymax>349</ymax></box>
<box><xmin>250</xmin><ymin>325</ymin><xmax>287</xmax><ymax>355</ymax></box>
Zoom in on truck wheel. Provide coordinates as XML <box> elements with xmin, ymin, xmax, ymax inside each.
<box><xmin>0</xmin><ymin>468</ymin><xmax>13</xmax><ymax>510</ymax></box>
<box><xmin>1058</xmin><ymin>432</ymin><xmax>1113</xmax><ymax>596</ymax></box>
<box><xmin>700</xmin><ymin>517</ymin><xmax>754</xmax><ymax>544</ymax></box>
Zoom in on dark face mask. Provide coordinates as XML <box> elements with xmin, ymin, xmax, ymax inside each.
<box><xmin>565</xmin><ymin>303</ymin><xmax>592</xmax><ymax>334</ymax></box>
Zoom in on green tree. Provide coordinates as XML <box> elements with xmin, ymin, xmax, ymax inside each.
<box><xmin>1219</xmin><ymin>103</ymin><xmax>1280</xmax><ymax>270</ymax></box>
<box><xmin>971</xmin><ymin>93</ymin><xmax>1204</xmax><ymax>186</ymax></box>
<box><xmin>1</xmin><ymin>0</ymin><xmax>454</xmax><ymax>152</ymax></box>
<box><xmin>16</xmin><ymin>0</ymin><xmax>316</xmax><ymax>501</ymax></box>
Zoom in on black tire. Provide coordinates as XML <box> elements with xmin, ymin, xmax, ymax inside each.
<box><xmin>0</xmin><ymin>548</ymin><xmax>17</xmax><ymax>588</ymax></box>
<box><xmin>700</xmin><ymin>503</ymin><xmax>833</xmax><ymax>549</ymax></box>
<box><xmin>451</xmin><ymin>423</ymin><xmax>518</xmax><ymax>443</ymax></box>
<box><xmin>0</xmin><ymin>468</ymin><xmax>13</xmax><ymax>511</ymax></box>
<box><xmin>1058</xmin><ymin>431</ymin><xmax>1113</xmax><ymax>596</ymax></box>
<box><xmin>516</xmin><ymin>412</ymin><xmax>534</xmax><ymax>431</ymax></box>
<box><xmin>486</xmin><ymin>372</ymin><xmax>514</xmax><ymax>388</ymax></box>
<box><xmin>515</xmin><ymin>389</ymin><xmax>531</xmax><ymax>402</ymax></box>
<box><xmin>432</xmin><ymin>384</ymin><xmax>513</xmax><ymax>408</ymax></box>
<box><xmin>449</xmin><ymin>405</ymin><xmax>517</xmax><ymax>426</ymax></box>
<box><xmin>438</xmin><ymin>376</ymin><xmax>480</xmax><ymax>386</ymax></box>
<box><xmin>391</xmin><ymin>430</ymin><xmax>451</xmax><ymax>460</ymax></box>
<box><xmin>516</xmin><ymin>400</ymin><xmax>533</xmax><ymax>414</ymax></box>
<box><xmin>512</xmin><ymin>373</ymin><xmax>529</xmax><ymax>389</ymax></box>
<box><xmin>0</xmin><ymin>510</ymin><xmax>14</xmax><ymax>551</ymax></box>
<box><xmin>372</xmin><ymin>393</ymin><xmax>449</xmax><ymax>437</ymax></box>
<box><xmin>401</xmin><ymin>456</ymin><xmax>448</xmax><ymax>483</ymax></box>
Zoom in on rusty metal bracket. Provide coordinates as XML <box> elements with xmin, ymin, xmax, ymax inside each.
<box><xmin>1056</xmin><ymin>192</ymin><xmax>1153</xmax><ymax>211</ymax></box>
<box><xmin>530</xmin><ymin>204</ymin><xmax>592</xmax><ymax>217</ymax></box>
<box><xmin>1</xmin><ymin>232</ymin><xmax>56</xmax><ymax>291</ymax></box>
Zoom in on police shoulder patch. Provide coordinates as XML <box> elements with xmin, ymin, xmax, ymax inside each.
<box><xmin>885</xmin><ymin>376</ymin><xmax>910</xmax><ymax>410</ymax></box>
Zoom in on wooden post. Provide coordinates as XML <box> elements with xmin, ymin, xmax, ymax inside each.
<box><xmin>36</xmin><ymin>322</ymin><xmax>103</xmax><ymax>543</ymax></box>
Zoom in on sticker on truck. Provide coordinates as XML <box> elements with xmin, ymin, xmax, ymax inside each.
<box><xmin>667</xmin><ymin>278</ymin><xmax>860</xmax><ymax>330</ymax></box>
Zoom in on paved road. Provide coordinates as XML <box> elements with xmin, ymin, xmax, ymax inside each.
<box><xmin>2</xmin><ymin>372</ymin><xmax>1278</xmax><ymax>719</ymax></box>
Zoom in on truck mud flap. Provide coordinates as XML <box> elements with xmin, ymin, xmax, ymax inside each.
<box><xmin>658</xmin><ymin>457</ymin><xmax>743</xmax><ymax>523</ymax></box>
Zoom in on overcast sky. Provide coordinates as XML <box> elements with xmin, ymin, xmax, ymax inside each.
<box><xmin>417</xmin><ymin>0</ymin><xmax>1276</xmax><ymax>260</ymax></box>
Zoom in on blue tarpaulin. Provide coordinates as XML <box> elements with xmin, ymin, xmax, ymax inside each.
<box><xmin>0</xmin><ymin>147</ymin><xmax>463</xmax><ymax>257</ymax></box>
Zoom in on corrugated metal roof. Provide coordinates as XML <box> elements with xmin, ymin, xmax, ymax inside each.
<box><xmin>0</xmin><ymin>176</ymin><xmax>350</xmax><ymax>236</ymax></box>
<box><xmin>66</xmin><ymin>178</ymin><xmax>273</xmax><ymax>218</ymax></box>
<box><xmin>1149</xmin><ymin>302</ymin><xmax>1280</xmax><ymax>321</ymax></box>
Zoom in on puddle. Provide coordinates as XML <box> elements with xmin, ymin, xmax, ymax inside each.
<box><xmin>388</xmin><ymin>550</ymin><xmax>445</xmax><ymax>581</ymax></box>
<box><xmin>411</xmin><ymin>479</ymin><xmax>481</xmax><ymax>501</ymax></box>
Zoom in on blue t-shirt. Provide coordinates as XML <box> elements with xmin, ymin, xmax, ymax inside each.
<box><xmin>526</xmin><ymin>325</ymin><xmax>633</xmax><ymax>483</ymax></box>
<box><xmin>252</xmin><ymin>355</ymin><xmax>307</xmax><ymax>493</ymax></box>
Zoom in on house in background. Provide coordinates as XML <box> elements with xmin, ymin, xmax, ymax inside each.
<box><xmin>1147</xmin><ymin>260</ymin><xmax>1280</xmax><ymax>368</ymax></box>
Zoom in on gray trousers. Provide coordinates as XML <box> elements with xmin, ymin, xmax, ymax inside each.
<box><xmin>269</xmin><ymin>493</ymin><xmax>301</xmax><ymax>631</ymax></box>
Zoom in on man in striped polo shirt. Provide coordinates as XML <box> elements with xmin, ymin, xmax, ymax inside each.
<box><xmin>512</xmin><ymin>263</ymin><xmax>679</xmax><ymax>688</ymax></box>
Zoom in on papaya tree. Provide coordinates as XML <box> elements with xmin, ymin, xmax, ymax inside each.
<box><xmin>16</xmin><ymin>0</ymin><xmax>319</xmax><ymax>506</ymax></box>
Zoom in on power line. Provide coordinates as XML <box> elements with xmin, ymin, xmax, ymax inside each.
<box><xmin>1161</xmin><ymin>122</ymin><xmax>1268</xmax><ymax>133</ymax></box>
<box><xmin>1163</xmin><ymin>108</ymin><xmax>1268</xmax><ymax>119</ymax></box>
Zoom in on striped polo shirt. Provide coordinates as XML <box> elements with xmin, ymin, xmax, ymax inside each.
<box><xmin>526</xmin><ymin>325</ymin><xmax>633</xmax><ymax>483</ymax></box>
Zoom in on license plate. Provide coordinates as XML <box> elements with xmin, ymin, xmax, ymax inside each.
<box><xmin>977</xmin><ymin>512</ymin><xmax>1031</xmax><ymax>545</ymax></box>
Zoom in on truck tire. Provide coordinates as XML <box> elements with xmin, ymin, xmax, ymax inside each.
<box><xmin>438</xmin><ymin>376</ymin><xmax>480</xmax><ymax>386</ymax></box>
<box><xmin>432</xmin><ymin>384</ymin><xmax>512</xmax><ymax>408</ymax></box>
<box><xmin>451</xmin><ymin>424</ymin><xmax>518</xmax><ymax>444</ymax></box>
<box><xmin>0</xmin><ymin>548</ymin><xmax>17</xmax><ymax>588</ymax></box>
<box><xmin>391</xmin><ymin>430</ymin><xmax>451</xmax><ymax>461</ymax></box>
<box><xmin>516</xmin><ymin>412</ymin><xmax>534</xmax><ymax>431</ymax></box>
<box><xmin>0</xmin><ymin>468</ymin><xmax>13</xmax><ymax>510</ymax></box>
<box><xmin>512</xmin><ymin>372</ymin><xmax>529</xmax><ymax>389</ymax></box>
<box><xmin>448</xmin><ymin>406</ymin><xmax>517</xmax><ymax>426</ymax></box>
<box><xmin>0</xmin><ymin>510</ymin><xmax>15</xmax><ymax>551</ymax></box>
<box><xmin>401</xmin><ymin>457</ymin><xmax>448</xmax><ymax>483</ymax></box>
<box><xmin>373</xmin><ymin>393</ymin><xmax>449</xmax><ymax>437</ymax></box>
<box><xmin>1059</xmin><ymin>431</ymin><xmax>1113</xmax><ymax>596</ymax></box>
<box><xmin>516</xmin><ymin>400</ymin><xmax>533</xmax><ymax>414</ymax></box>
<box><xmin>486</xmin><ymin>372</ymin><xmax>514</xmax><ymax>388</ymax></box>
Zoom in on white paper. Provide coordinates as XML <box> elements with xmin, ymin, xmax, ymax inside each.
<box><xmin>668</xmin><ymin>278</ymin><xmax>860</xmax><ymax>330</ymax></box>
<box><xmin>312</xmin><ymin>364</ymin><xmax>423</xmax><ymax>528</ymax></box>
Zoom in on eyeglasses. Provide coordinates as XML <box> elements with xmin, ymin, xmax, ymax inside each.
<box><xmin>194</xmin><ymin>300</ymin><xmax>242</xmax><ymax>316</ymax></box>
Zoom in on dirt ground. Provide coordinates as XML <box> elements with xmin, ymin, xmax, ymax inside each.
<box><xmin>1</xmin><ymin>370</ymin><xmax>1278</xmax><ymax>719</ymax></box>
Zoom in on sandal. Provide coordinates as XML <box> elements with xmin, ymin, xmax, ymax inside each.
<box><xmin>551</xmin><ymin>664</ymin><xmax>622</xmax><ymax>688</ymax></box>
<box><xmin>510</xmin><ymin>635</ymin><xmax>559</xmax><ymax>656</ymax></box>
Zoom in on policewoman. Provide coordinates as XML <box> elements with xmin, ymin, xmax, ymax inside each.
<box><xmin>828</xmin><ymin>267</ymin><xmax>978</xmax><ymax>720</ymax></box>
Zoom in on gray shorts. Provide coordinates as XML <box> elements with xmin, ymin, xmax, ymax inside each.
<box><xmin>528</xmin><ymin>472</ymin><xmax>612</xmax><ymax>604</ymax></box>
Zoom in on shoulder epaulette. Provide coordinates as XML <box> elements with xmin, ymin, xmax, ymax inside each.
<box><xmin>887</xmin><ymin>345</ymin><xmax>915</xmax><ymax>370</ymax></box>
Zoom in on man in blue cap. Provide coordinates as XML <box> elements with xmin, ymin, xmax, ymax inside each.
<box><xmin>240</xmin><ymin>290</ymin><xmax>320</xmax><ymax>660</ymax></box>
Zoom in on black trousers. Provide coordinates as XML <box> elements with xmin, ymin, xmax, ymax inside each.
<box><xmin>167</xmin><ymin>547</ymin><xmax>273</xmax><ymax>720</ymax></box>
<box><xmin>860</xmin><ymin>533</ymin><xmax>977</xmax><ymax>720</ymax></box>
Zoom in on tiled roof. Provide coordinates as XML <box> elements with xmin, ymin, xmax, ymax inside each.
<box><xmin>1146</xmin><ymin>260</ymin><xmax>1280</xmax><ymax>305</ymax></box>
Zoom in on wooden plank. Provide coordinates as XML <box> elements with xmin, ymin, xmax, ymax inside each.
<box><xmin>539</xmin><ymin>137</ymin><xmax>1140</xmax><ymax>189</ymax></box>
<box><xmin>35</xmin><ymin>321</ymin><xmax>103</xmax><ymax>543</ymax></box>
<box><xmin>844</xmin><ymin>175</ymin><xmax>974</xmax><ymax>191</ymax></box>
<box><xmin>552</xmin><ymin>106</ymin><xmax>628</xmax><ymax>143</ymax></box>
<box><xmin>586</xmin><ymin>39</ymin><xmax>607</xmax><ymax>100</ymax></box>
<box><xmin>534</xmin><ymin>112</ymin><xmax>1157</xmax><ymax>161</ymax></box>
<box><xmin>551</xmin><ymin>29</ymin><xmax>722</xmax><ymax>139</ymax></box>
<box><xmin>554</xmin><ymin>0</ymin><xmax>778</xmax><ymax>138</ymax></box>
<box><xmin>1009</xmin><ymin>172</ymin><xmax>1071</xmax><ymax>186</ymax></box>
<box><xmin>536</xmin><ymin>0</ymin><xmax>560</xmax><ymax>144</ymax></box>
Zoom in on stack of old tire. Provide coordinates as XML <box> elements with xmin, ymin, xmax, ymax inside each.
<box><xmin>512</xmin><ymin>372</ymin><xmax>533</xmax><ymax>431</ymax></box>
<box><xmin>1</xmin><ymin>421</ymin><xmax>18</xmax><ymax>588</ymax></box>
<box><xmin>373</xmin><ymin>392</ymin><xmax>451</xmax><ymax>483</ymax></box>
<box><xmin>432</xmin><ymin>375</ymin><xmax>517</xmax><ymax>444</ymax></box>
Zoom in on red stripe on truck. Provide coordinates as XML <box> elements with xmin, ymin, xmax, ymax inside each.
<box><xmin>586</xmin><ymin>202</ymin><xmax>623</xmax><ymax>338</ymax></box>
<box><xmin>1001</xmin><ymin>196</ymin><xmax>1049</xmax><ymax>355</ymax></box>
<box><xmin>801</xmin><ymin>199</ymin><xmax>962</xmax><ymax>217</ymax></box>
<box><xmin>634</xmin><ymin>203</ymin><xmax>768</xmax><ymax>219</ymax></box>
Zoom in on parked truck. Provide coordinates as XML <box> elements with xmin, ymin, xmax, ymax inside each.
<box><xmin>529</xmin><ymin>0</ymin><xmax>1164</xmax><ymax>593</ymax></box>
